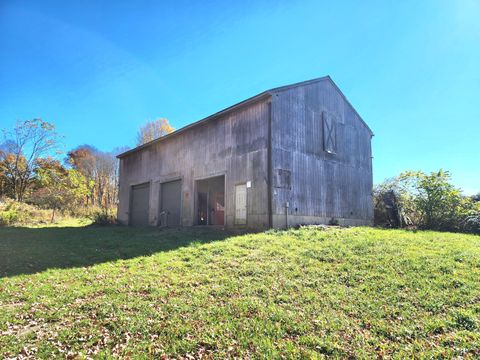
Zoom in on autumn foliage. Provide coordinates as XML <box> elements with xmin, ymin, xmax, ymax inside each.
<box><xmin>0</xmin><ymin>119</ymin><xmax>123</xmax><ymax>224</ymax></box>
<box><xmin>136</xmin><ymin>118</ymin><xmax>174</xmax><ymax>146</ymax></box>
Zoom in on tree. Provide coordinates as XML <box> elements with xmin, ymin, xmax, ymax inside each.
<box><xmin>94</xmin><ymin>150</ymin><xmax>117</xmax><ymax>209</ymax></box>
<box><xmin>0</xmin><ymin>119</ymin><xmax>61</xmax><ymax>201</ymax></box>
<box><xmin>136</xmin><ymin>118</ymin><xmax>174</xmax><ymax>146</ymax></box>
<box><xmin>0</xmin><ymin>143</ymin><xmax>24</xmax><ymax>199</ymax></box>
<box><xmin>66</xmin><ymin>145</ymin><xmax>127</xmax><ymax>209</ymax></box>
<box><xmin>66</xmin><ymin>145</ymin><xmax>97</xmax><ymax>205</ymax></box>
<box><xmin>31</xmin><ymin>158</ymin><xmax>89</xmax><ymax>222</ymax></box>
<box><xmin>111</xmin><ymin>146</ymin><xmax>130</xmax><ymax>204</ymax></box>
<box><xmin>397</xmin><ymin>170</ymin><xmax>465</xmax><ymax>230</ymax></box>
<box><xmin>375</xmin><ymin>169</ymin><xmax>476</xmax><ymax>232</ymax></box>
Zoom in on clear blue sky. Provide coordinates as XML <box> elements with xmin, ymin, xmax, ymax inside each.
<box><xmin>1</xmin><ymin>0</ymin><xmax>479</xmax><ymax>194</ymax></box>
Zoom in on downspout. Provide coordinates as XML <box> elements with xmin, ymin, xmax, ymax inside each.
<box><xmin>267</xmin><ymin>99</ymin><xmax>273</xmax><ymax>228</ymax></box>
<box><xmin>285</xmin><ymin>201</ymin><xmax>289</xmax><ymax>229</ymax></box>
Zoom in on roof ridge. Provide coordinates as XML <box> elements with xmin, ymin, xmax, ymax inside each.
<box><xmin>117</xmin><ymin>75</ymin><xmax>372</xmax><ymax>158</ymax></box>
<box><xmin>266</xmin><ymin>76</ymin><xmax>332</xmax><ymax>93</ymax></box>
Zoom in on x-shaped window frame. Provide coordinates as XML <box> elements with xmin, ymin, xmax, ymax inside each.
<box><xmin>323</xmin><ymin>112</ymin><xmax>336</xmax><ymax>154</ymax></box>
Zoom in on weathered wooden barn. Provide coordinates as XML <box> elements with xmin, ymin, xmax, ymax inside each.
<box><xmin>117</xmin><ymin>76</ymin><xmax>374</xmax><ymax>228</ymax></box>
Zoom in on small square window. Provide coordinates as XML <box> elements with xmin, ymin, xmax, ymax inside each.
<box><xmin>273</xmin><ymin>169</ymin><xmax>291</xmax><ymax>189</ymax></box>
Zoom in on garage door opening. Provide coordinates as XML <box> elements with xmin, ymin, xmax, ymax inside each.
<box><xmin>159</xmin><ymin>179</ymin><xmax>182</xmax><ymax>227</ymax></box>
<box><xmin>196</xmin><ymin>175</ymin><xmax>225</xmax><ymax>225</ymax></box>
<box><xmin>130</xmin><ymin>182</ymin><xmax>150</xmax><ymax>226</ymax></box>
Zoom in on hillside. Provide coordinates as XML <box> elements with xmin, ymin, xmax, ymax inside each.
<box><xmin>0</xmin><ymin>226</ymin><xmax>479</xmax><ymax>358</ymax></box>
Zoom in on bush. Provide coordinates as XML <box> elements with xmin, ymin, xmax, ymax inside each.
<box><xmin>69</xmin><ymin>205</ymin><xmax>104</xmax><ymax>219</ymax></box>
<box><xmin>0</xmin><ymin>197</ymin><xmax>118</xmax><ymax>227</ymax></box>
<box><xmin>463</xmin><ymin>209</ymin><xmax>480</xmax><ymax>234</ymax></box>
<box><xmin>0</xmin><ymin>198</ymin><xmax>54</xmax><ymax>226</ymax></box>
<box><xmin>374</xmin><ymin>189</ymin><xmax>410</xmax><ymax>228</ymax></box>
<box><xmin>0</xmin><ymin>209</ymin><xmax>18</xmax><ymax>225</ymax></box>
<box><xmin>373</xmin><ymin>180</ymin><xmax>415</xmax><ymax>228</ymax></box>
<box><xmin>374</xmin><ymin>170</ymin><xmax>479</xmax><ymax>234</ymax></box>
<box><xmin>92</xmin><ymin>209</ymin><xmax>117</xmax><ymax>225</ymax></box>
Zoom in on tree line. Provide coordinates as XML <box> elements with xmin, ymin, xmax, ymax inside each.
<box><xmin>0</xmin><ymin>118</ymin><xmax>173</xmax><ymax>221</ymax></box>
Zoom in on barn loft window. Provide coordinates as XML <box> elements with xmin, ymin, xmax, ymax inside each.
<box><xmin>322</xmin><ymin>112</ymin><xmax>336</xmax><ymax>154</ymax></box>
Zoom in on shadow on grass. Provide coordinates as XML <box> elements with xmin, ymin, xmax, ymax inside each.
<box><xmin>0</xmin><ymin>225</ymin><xmax>242</xmax><ymax>278</ymax></box>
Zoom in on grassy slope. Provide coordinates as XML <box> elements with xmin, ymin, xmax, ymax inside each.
<box><xmin>0</xmin><ymin>226</ymin><xmax>479</xmax><ymax>359</ymax></box>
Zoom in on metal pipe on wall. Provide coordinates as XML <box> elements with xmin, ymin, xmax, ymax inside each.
<box><xmin>285</xmin><ymin>201</ymin><xmax>289</xmax><ymax>229</ymax></box>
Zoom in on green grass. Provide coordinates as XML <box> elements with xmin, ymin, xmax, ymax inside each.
<box><xmin>0</xmin><ymin>226</ymin><xmax>479</xmax><ymax>358</ymax></box>
<box><xmin>22</xmin><ymin>217</ymin><xmax>93</xmax><ymax>228</ymax></box>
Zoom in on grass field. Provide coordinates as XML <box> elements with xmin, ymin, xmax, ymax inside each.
<box><xmin>0</xmin><ymin>225</ymin><xmax>479</xmax><ymax>358</ymax></box>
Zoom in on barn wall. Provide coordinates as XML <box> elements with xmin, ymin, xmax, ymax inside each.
<box><xmin>117</xmin><ymin>99</ymin><xmax>270</xmax><ymax>228</ymax></box>
<box><xmin>270</xmin><ymin>79</ymin><xmax>373</xmax><ymax>228</ymax></box>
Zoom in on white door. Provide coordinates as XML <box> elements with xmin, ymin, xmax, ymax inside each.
<box><xmin>235</xmin><ymin>184</ymin><xmax>247</xmax><ymax>225</ymax></box>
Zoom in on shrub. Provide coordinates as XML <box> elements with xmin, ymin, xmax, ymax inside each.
<box><xmin>0</xmin><ymin>197</ymin><xmax>118</xmax><ymax>227</ymax></box>
<box><xmin>373</xmin><ymin>180</ymin><xmax>415</xmax><ymax>228</ymax></box>
<box><xmin>0</xmin><ymin>197</ymin><xmax>64</xmax><ymax>226</ymax></box>
<box><xmin>374</xmin><ymin>170</ymin><xmax>479</xmax><ymax>234</ymax></box>
<box><xmin>463</xmin><ymin>209</ymin><xmax>480</xmax><ymax>234</ymax></box>
<box><xmin>92</xmin><ymin>209</ymin><xmax>117</xmax><ymax>226</ymax></box>
<box><xmin>69</xmin><ymin>205</ymin><xmax>105</xmax><ymax>219</ymax></box>
<box><xmin>0</xmin><ymin>209</ymin><xmax>18</xmax><ymax>225</ymax></box>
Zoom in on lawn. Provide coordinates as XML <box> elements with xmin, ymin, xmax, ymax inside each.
<box><xmin>0</xmin><ymin>226</ymin><xmax>479</xmax><ymax>359</ymax></box>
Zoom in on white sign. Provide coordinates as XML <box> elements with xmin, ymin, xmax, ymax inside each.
<box><xmin>246</xmin><ymin>181</ymin><xmax>252</xmax><ymax>188</ymax></box>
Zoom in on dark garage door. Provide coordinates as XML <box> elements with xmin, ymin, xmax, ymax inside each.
<box><xmin>160</xmin><ymin>180</ymin><xmax>182</xmax><ymax>226</ymax></box>
<box><xmin>130</xmin><ymin>182</ymin><xmax>150</xmax><ymax>226</ymax></box>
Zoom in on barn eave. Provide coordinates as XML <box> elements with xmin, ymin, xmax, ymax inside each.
<box><xmin>117</xmin><ymin>91</ymin><xmax>272</xmax><ymax>159</ymax></box>
<box><xmin>117</xmin><ymin>75</ymin><xmax>373</xmax><ymax>159</ymax></box>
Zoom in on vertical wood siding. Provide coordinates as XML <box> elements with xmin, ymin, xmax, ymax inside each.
<box><xmin>270</xmin><ymin>79</ymin><xmax>373</xmax><ymax>227</ymax></box>
<box><xmin>118</xmin><ymin>77</ymin><xmax>373</xmax><ymax>229</ymax></box>
<box><xmin>118</xmin><ymin>99</ymin><xmax>270</xmax><ymax>228</ymax></box>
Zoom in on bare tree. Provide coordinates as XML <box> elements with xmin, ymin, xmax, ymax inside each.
<box><xmin>95</xmin><ymin>151</ymin><xmax>116</xmax><ymax>209</ymax></box>
<box><xmin>136</xmin><ymin>118</ymin><xmax>174</xmax><ymax>146</ymax></box>
<box><xmin>0</xmin><ymin>119</ymin><xmax>62</xmax><ymax>201</ymax></box>
<box><xmin>111</xmin><ymin>146</ymin><xmax>130</xmax><ymax>206</ymax></box>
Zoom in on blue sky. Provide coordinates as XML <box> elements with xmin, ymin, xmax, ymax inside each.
<box><xmin>1</xmin><ymin>0</ymin><xmax>479</xmax><ymax>194</ymax></box>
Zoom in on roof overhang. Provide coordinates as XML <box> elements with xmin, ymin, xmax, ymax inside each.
<box><xmin>117</xmin><ymin>91</ymin><xmax>271</xmax><ymax>158</ymax></box>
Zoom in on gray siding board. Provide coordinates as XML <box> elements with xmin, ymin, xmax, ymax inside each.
<box><xmin>270</xmin><ymin>78</ymin><xmax>373</xmax><ymax>227</ymax></box>
<box><xmin>118</xmin><ymin>99</ymin><xmax>270</xmax><ymax>228</ymax></box>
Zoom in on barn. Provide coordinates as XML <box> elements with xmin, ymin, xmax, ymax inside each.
<box><xmin>117</xmin><ymin>76</ymin><xmax>374</xmax><ymax>229</ymax></box>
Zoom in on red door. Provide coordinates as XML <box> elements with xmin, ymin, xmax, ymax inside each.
<box><xmin>212</xmin><ymin>192</ymin><xmax>225</xmax><ymax>225</ymax></box>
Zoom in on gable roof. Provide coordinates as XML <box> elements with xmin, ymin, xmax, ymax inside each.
<box><xmin>268</xmin><ymin>76</ymin><xmax>373</xmax><ymax>136</ymax></box>
<box><xmin>117</xmin><ymin>76</ymin><xmax>372</xmax><ymax>158</ymax></box>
